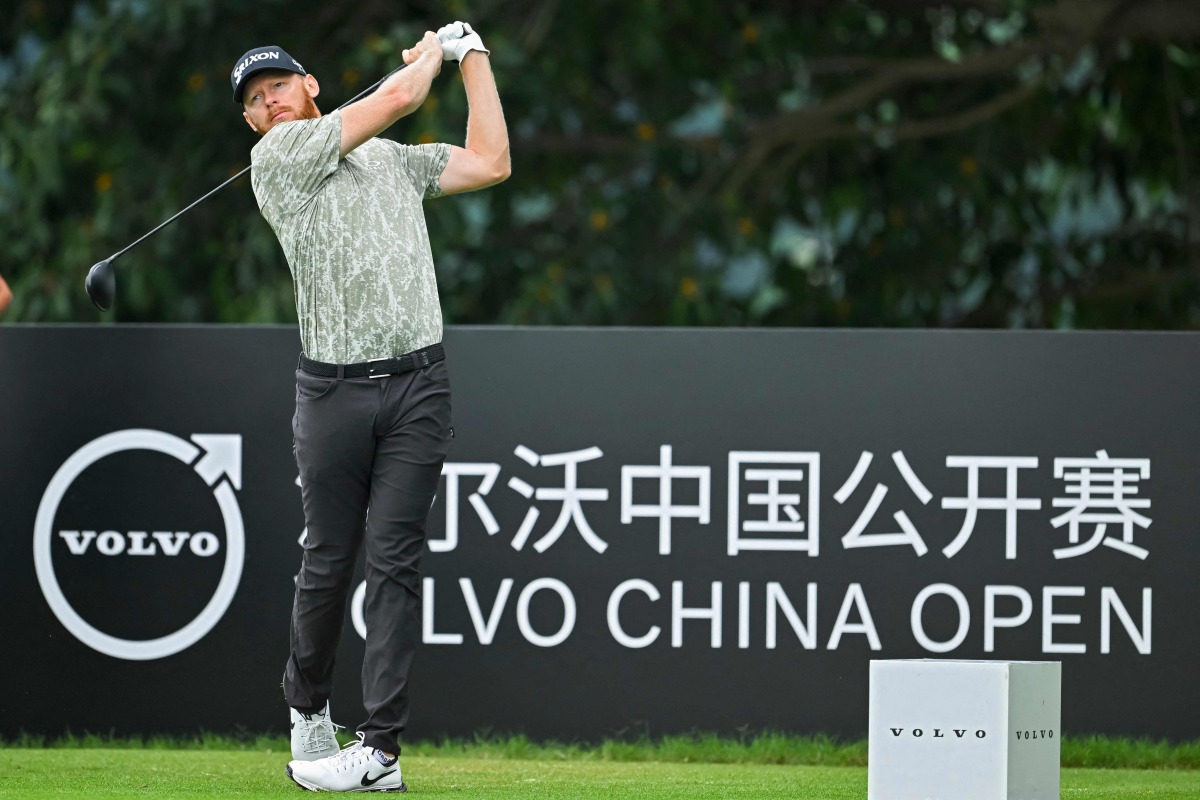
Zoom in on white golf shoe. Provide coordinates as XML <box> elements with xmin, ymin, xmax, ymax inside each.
<box><xmin>290</xmin><ymin>702</ymin><xmax>342</xmax><ymax>761</ymax></box>
<box><xmin>287</xmin><ymin>733</ymin><xmax>406</xmax><ymax>793</ymax></box>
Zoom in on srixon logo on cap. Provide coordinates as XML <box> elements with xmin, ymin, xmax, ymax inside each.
<box><xmin>233</xmin><ymin>51</ymin><xmax>280</xmax><ymax>82</ymax></box>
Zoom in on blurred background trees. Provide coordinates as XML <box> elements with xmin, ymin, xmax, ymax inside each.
<box><xmin>2</xmin><ymin>0</ymin><xmax>1198</xmax><ymax>328</ymax></box>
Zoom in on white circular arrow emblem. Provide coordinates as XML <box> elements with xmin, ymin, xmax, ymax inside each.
<box><xmin>33</xmin><ymin>429</ymin><xmax>246</xmax><ymax>661</ymax></box>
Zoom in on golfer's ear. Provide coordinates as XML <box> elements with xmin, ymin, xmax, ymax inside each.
<box><xmin>305</xmin><ymin>74</ymin><xmax>320</xmax><ymax>98</ymax></box>
<box><xmin>242</xmin><ymin>111</ymin><xmax>258</xmax><ymax>133</ymax></box>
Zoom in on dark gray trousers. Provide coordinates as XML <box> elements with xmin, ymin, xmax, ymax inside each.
<box><xmin>284</xmin><ymin>357</ymin><xmax>452</xmax><ymax>755</ymax></box>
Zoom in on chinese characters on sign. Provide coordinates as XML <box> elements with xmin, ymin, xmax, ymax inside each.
<box><xmin>425</xmin><ymin>446</ymin><xmax>1152</xmax><ymax>561</ymax></box>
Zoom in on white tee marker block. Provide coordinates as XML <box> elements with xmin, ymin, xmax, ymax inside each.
<box><xmin>868</xmin><ymin>659</ymin><xmax>1061</xmax><ymax>800</ymax></box>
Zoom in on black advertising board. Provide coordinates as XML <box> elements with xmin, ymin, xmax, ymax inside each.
<box><xmin>1</xmin><ymin>326</ymin><xmax>1195</xmax><ymax>741</ymax></box>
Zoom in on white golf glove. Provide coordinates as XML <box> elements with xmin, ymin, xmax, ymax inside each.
<box><xmin>436</xmin><ymin>21</ymin><xmax>489</xmax><ymax>63</ymax></box>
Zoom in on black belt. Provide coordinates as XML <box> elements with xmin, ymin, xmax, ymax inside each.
<box><xmin>299</xmin><ymin>343</ymin><xmax>445</xmax><ymax>379</ymax></box>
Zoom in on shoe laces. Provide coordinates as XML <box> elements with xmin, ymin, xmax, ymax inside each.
<box><xmin>299</xmin><ymin>712</ymin><xmax>343</xmax><ymax>753</ymax></box>
<box><xmin>330</xmin><ymin>732</ymin><xmax>369</xmax><ymax>773</ymax></box>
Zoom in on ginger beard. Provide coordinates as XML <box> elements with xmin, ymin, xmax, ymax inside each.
<box><xmin>291</xmin><ymin>88</ymin><xmax>320</xmax><ymax>123</ymax></box>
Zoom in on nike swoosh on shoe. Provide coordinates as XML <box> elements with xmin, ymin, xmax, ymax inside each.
<box><xmin>361</xmin><ymin>769</ymin><xmax>397</xmax><ymax>787</ymax></box>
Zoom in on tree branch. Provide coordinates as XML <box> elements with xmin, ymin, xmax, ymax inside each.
<box><xmin>698</xmin><ymin>0</ymin><xmax>1180</xmax><ymax>205</ymax></box>
<box><xmin>890</xmin><ymin>82</ymin><xmax>1038</xmax><ymax>141</ymax></box>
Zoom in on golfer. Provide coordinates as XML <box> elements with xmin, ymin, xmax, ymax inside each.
<box><xmin>231</xmin><ymin>22</ymin><xmax>508</xmax><ymax>793</ymax></box>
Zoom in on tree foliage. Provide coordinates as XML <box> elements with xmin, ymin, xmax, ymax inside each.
<box><xmin>2</xmin><ymin>0</ymin><xmax>1199</xmax><ymax>328</ymax></box>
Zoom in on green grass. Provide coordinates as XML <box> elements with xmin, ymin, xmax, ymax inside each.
<box><xmin>6</xmin><ymin>731</ymin><xmax>1199</xmax><ymax>770</ymax></box>
<box><xmin>2</xmin><ymin>750</ymin><xmax>1200</xmax><ymax>799</ymax></box>
<box><xmin>1060</xmin><ymin>735</ymin><xmax>1200</xmax><ymax>770</ymax></box>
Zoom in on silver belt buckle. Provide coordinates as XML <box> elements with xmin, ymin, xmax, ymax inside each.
<box><xmin>367</xmin><ymin>357</ymin><xmax>391</xmax><ymax>379</ymax></box>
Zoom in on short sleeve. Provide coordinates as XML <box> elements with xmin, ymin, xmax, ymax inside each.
<box><xmin>386</xmin><ymin>142</ymin><xmax>452</xmax><ymax>200</ymax></box>
<box><xmin>250</xmin><ymin>110</ymin><xmax>343</xmax><ymax>217</ymax></box>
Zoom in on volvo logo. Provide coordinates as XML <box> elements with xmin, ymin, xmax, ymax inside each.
<box><xmin>1015</xmin><ymin>730</ymin><xmax>1056</xmax><ymax>740</ymax></box>
<box><xmin>889</xmin><ymin>728</ymin><xmax>988</xmax><ymax>739</ymax></box>
<box><xmin>57</xmin><ymin>530</ymin><xmax>221</xmax><ymax>557</ymax></box>
<box><xmin>33</xmin><ymin>429</ymin><xmax>245</xmax><ymax>661</ymax></box>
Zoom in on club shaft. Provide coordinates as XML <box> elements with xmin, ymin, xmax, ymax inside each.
<box><xmin>109</xmin><ymin>166</ymin><xmax>250</xmax><ymax>262</ymax></box>
<box><xmin>338</xmin><ymin>65</ymin><xmax>404</xmax><ymax>109</ymax></box>
<box><xmin>106</xmin><ymin>64</ymin><xmax>406</xmax><ymax>263</ymax></box>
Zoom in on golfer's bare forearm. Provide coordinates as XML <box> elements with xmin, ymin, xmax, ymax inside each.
<box><xmin>385</xmin><ymin>49</ymin><xmax>442</xmax><ymax>117</ymax></box>
<box><xmin>340</xmin><ymin>47</ymin><xmax>442</xmax><ymax>157</ymax></box>
<box><xmin>460</xmin><ymin>52</ymin><xmax>510</xmax><ymax>182</ymax></box>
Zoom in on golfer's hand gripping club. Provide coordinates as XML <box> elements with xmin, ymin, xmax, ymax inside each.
<box><xmin>435</xmin><ymin>21</ymin><xmax>489</xmax><ymax>63</ymax></box>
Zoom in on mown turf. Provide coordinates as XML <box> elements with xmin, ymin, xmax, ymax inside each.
<box><xmin>7</xmin><ymin>731</ymin><xmax>1200</xmax><ymax>770</ymax></box>
<box><xmin>1</xmin><ymin>751</ymin><xmax>1199</xmax><ymax>799</ymax></box>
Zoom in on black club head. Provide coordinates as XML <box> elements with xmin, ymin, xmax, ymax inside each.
<box><xmin>85</xmin><ymin>258</ymin><xmax>116</xmax><ymax>311</ymax></box>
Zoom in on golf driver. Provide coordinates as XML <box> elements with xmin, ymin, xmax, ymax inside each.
<box><xmin>86</xmin><ymin>63</ymin><xmax>407</xmax><ymax>311</ymax></box>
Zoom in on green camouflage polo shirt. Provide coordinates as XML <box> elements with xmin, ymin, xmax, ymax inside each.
<box><xmin>250</xmin><ymin>109</ymin><xmax>451</xmax><ymax>363</ymax></box>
